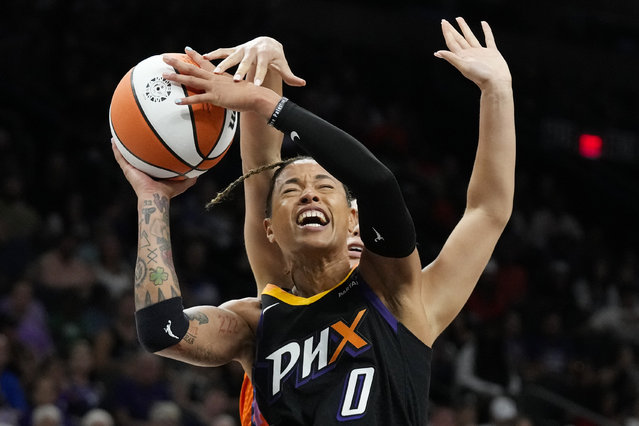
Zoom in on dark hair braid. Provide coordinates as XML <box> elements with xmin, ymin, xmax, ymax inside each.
<box><xmin>205</xmin><ymin>157</ymin><xmax>300</xmax><ymax>210</ymax></box>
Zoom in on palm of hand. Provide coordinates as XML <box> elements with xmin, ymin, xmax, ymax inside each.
<box><xmin>454</xmin><ymin>47</ymin><xmax>511</xmax><ymax>89</ymax></box>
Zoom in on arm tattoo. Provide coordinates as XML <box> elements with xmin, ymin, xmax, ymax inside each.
<box><xmin>153</xmin><ymin>193</ymin><xmax>169</xmax><ymax>216</ymax></box>
<box><xmin>186</xmin><ymin>311</ymin><xmax>209</xmax><ymax>325</ymax></box>
<box><xmin>183</xmin><ymin>332</ymin><xmax>196</xmax><ymax>344</ymax></box>
<box><xmin>149</xmin><ymin>266</ymin><xmax>169</xmax><ymax>286</ymax></box>
<box><xmin>217</xmin><ymin>314</ymin><xmax>239</xmax><ymax>334</ymax></box>
<box><xmin>134</xmin><ymin>259</ymin><xmax>147</xmax><ymax>288</ymax></box>
<box><xmin>142</xmin><ymin>200</ymin><xmax>156</xmax><ymax>224</ymax></box>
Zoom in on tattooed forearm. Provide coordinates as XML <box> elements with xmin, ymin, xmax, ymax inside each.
<box><xmin>141</xmin><ymin>200</ymin><xmax>156</xmax><ymax>224</ymax></box>
<box><xmin>149</xmin><ymin>266</ymin><xmax>169</xmax><ymax>286</ymax></box>
<box><xmin>170</xmin><ymin>286</ymin><xmax>179</xmax><ymax>298</ymax></box>
<box><xmin>134</xmin><ymin>259</ymin><xmax>146</xmax><ymax>288</ymax></box>
<box><xmin>153</xmin><ymin>193</ymin><xmax>169</xmax><ymax>216</ymax></box>
<box><xmin>134</xmin><ymin>193</ymin><xmax>182</xmax><ymax>310</ymax></box>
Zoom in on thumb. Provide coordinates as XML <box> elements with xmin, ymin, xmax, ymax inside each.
<box><xmin>283</xmin><ymin>73</ymin><xmax>307</xmax><ymax>87</ymax></box>
<box><xmin>434</xmin><ymin>50</ymin><xmax>462</xmax><ymax>69</ymax></box>
<box><xmin>276</xmin><ymin>61</ymin><xmax>306</xmax><ymax>87</ymax></box>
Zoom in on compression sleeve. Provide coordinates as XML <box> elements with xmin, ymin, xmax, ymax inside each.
<box><xmin>271</xmin><ymin>99</ymin><xmax>416</xmax><ymax>257</ymax></box>
<box><xmin>135</xmin><ymin>297</ymin><xmax>189</xmax><ymax>353</ymax></box>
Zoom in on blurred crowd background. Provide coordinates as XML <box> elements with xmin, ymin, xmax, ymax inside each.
<box><xmin>1</xmin><ymin>0</ymin><xmax>638</xmax><ymax>425</ymax></box>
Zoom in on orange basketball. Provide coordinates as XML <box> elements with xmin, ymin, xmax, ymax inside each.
<box><xmin>109</xmin><ymin>53</ymin><xmax>237</xmax><ymax>179</ymax></box>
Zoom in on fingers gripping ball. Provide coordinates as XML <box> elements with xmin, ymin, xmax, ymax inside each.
<box><xmin>109</xmin><ymin>54</ymin><xmax>238</xmax><ymax>179</ymax></box>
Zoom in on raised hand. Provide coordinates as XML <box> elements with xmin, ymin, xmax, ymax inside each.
<box><xmin>160</xmin><ymin>55</ymin><xmax>276</xmax><ymax>113</ymax></box>
<box><xmin>111</xmin><ymin>140</ymin><xmax>197</xmax><ymax>198</ymax></box>
<box><xmin>203</xmin><ymin>36</ymin><xmax>306</xmax><ymax>87</ymax></box>
<box><xmin>434</xmin><ymin>18</ymin><xmax>511</xmax><ymax>90</ymax></box>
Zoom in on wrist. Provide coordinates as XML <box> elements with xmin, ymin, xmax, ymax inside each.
<box><xmin>252</xmin><ymin>87</ymin><xmax>284</xmax><ymax>123</ymax></box>
<box><xmin>480</xmin><ymin>79</ymin><xmax>513</xmax><ymax>96</ymax></box>
<box><xmin>137</xmin><ymin>191</ymin><xmax>169</xmax><ymax>206</ymax></box>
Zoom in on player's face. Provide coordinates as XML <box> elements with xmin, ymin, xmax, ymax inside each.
<box><xmin>265</xmin><ymin>160</ymin><xmax>356</xmax><ymax>258</ymax></box>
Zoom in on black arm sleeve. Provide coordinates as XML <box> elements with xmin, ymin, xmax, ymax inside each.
<box><xmin>272</xmin><ymin>99</ymin><xmax>415</xmax><ymax>258</ymax></box>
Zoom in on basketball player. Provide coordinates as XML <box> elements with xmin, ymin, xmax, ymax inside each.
<box><xmin>114</xmin><ymin>17</ymin><xmax>514</xmax><ymax>425</ymax></box>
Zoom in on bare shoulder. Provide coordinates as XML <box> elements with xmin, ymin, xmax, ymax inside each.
<box><xmin>219</xmin><ymin>297</ymin><xmax>262</xmax><ymax>332</ymax></box>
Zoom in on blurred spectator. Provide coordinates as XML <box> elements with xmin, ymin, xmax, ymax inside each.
<box><xmin>454</xmin><ymin>320</ymin><xmax>522</xmax><ymax>422</ymax></box>
<box><xmin>92</xmin><ymin>293</ymin><xmax>139</xmax><ymax>378</ymax></box>
<box><xmin>209</xmin><ymin>414</ymin><xmax>237</xmax><ymax>426</ymax></box>
<box><xmin>104</xmin><ymin>351</ymin><xmax>172</xmax><ymax>425</ymax></box>
<box><xmin>0</xmin><ymin>174</ymin><xmax>41</xmax><ymax>285</ymax></box>
<box><xmin>32</xmin><ymin>233</ymin><xmax>96</xmax><ymax>352</ymax></box>
<box><xmin>179</xmin><ymin>239</ymin><xmax>222</xmax><ymax>306</ymax></box>
<box><xmin>0</xmin><ymin>279</ymin><xmax>54</xmax><ymax>361</ymax></box>
<box><xmin>0</xmin><ymin>333</ymin><xmax>28</xmax><ymax>425</ymax></box>
<box><xmin>58</xmin><ymin>340</ymin><xmax>104</xmax><ymax>423</ymax></box>
<box><xmin>91</xmin><ymin>233</ymin><xmax>134</xmax><ymax>302</ymax></box>
<box><xmin>589</xmin><ymin>285</ymin><xmax>639</xmax><ymax>345</ymax></box>
<box><xmin>526</xmin><ymin>311</ymin><xmax>574</xmax><ymax>392</ymax></box>
<box><xmin>149</xmin><ymin>401</ymin><xmax>181</xmax><ymax>426</ymax></box>
<box><xmin>80</xmin><ymin>408</ymin><xmax>114</xmax><ymax>426</ymax></box>
<box><xmin>31</xmin><ymin>404</ymin><xmax>63</xmax><ymax>426</ymax></box>
<box><xmin>34</xmin><ymin>233</ymin><xmax>95</xmax><ymax>299</ymax></box>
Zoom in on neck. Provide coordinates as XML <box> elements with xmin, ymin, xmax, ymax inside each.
<box><xmin>289</xmin><ymin>254</ymin><xmax>351</xmax><ymax>298</ymax></box>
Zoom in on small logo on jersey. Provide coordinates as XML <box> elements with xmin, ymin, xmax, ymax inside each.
<box><xmin>262</xmin><ymin>302</ymin><xmax>280</xmax><ymax>315</ymax></box>
<box><xmin>372</xmin><ymin>227</ymin><xmax>384</xmax><ymax>243</ymax></box>
<box><xmin>338</xmin><ymin>279</ymin><xmax>359</xmax><ymax>298</ymax></box>
<box><xmin>145</xmin><ymin>77</ymin><xmax>172</xmax><ymax>102</ymax></box>
<box><xmin>290</xmin><ymin>131</ymin><xmax>300</xmax><ymax>142</ymax></box>
<box><xmin>164</xmin><ymin>320</ymin><xmax>179</xmax><ymax>339</ymax></box>
<box><xmin>265</xmin><ymin>309</ymin><xmax>369</xmax><ymax>396</ymax></box>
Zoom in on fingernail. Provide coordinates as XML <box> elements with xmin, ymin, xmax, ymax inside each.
<box><xmin>233</xmin><ymin>73</ymin><xmax>241</xmax><ymax>81</ymax></box>
<box><xmin>175</xmin><ymin>99</ymin><xmax>182</xmax><ymax>105</ymax></box>
<box><xmin>254</xmin><ymin>78</ymin><xmax>262</xmax><ymax>86</ymax></box>
<box><xmin>185</xmin><ymin>46</ymin><xmax>193</xmax><ymax>51</ymax></box>
<box><xmin>214</xmin><ymin>67</ymin><xmax>221</xmax><ymax>74</ymax></box>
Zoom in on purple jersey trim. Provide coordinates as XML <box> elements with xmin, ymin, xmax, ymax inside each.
<box><xmin>360</xmin><ymin>281</ymin><xmax>398</xmax><ymax>333</ymax></box>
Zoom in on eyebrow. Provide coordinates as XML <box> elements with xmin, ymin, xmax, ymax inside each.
<box><xmin>281</xmin><ymin>174</ymin><xmax>336</xmax><ymax>186</ymax></box>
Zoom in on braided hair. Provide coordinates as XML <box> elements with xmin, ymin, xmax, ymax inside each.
<box><xmin>205</xmin><ymin>156</ymin><xmax>304</xmax><ymax>210</ymax></box>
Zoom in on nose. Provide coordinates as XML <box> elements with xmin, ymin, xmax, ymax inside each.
<box><xmin>351</xmin><ymin>224</ymin><xmax>360</xmax><ymax>237</ymax></box>
<box><xmin>300</xmin><ymin>187</ymin><xmax>320</xmax><ymax>204</ymax></box>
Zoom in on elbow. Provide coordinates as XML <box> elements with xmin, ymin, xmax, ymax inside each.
<box><xmin>467</xmin><ymin>202</ymin><xmax>513</xmax><ymax>230</ymax></box>
<box><xmin>467</xmin><ymin>191</ymin><xmax>513</xmax><ymax>229</ymax></box>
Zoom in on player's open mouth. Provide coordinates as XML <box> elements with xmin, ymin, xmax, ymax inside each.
<box><xmin>296</xmin><ymin>209</ymin><xmax>329</xmax><ymax>228</ymax></box>
<box><xmin>348</xmin><ymin>243</ymin><xmax>363</xmax><ymax>257</ymax></box>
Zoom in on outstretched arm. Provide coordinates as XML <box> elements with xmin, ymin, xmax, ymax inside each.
<box><xmin>112</xmin><ymin>142</ymin><xmax>257</xmax><ymax>370</ymax></box>
<box><xmin>421</xmin><ymin>18</ymin><xmax>516</xmax><ymax>343</ymax></box>
<box><xmin>202</xmin><ymin>38</ymin><xmax>305</xmax><ymax>292</ymax></box>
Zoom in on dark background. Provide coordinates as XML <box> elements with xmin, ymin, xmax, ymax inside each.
<box><xmin>1</xmin><ymin>1</ymin><xmax>638</xmax><ymax>425</ymax></box>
